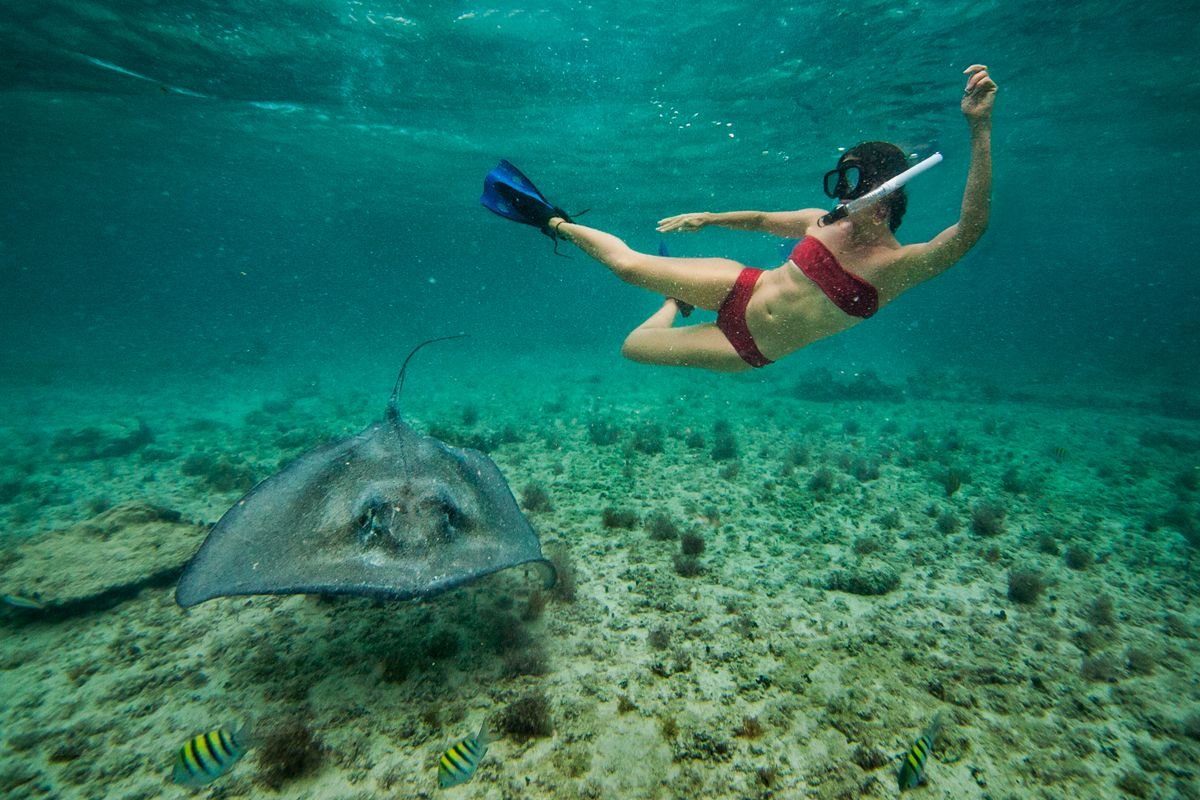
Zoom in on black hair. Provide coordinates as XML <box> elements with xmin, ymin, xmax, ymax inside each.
<box><xmin>839</xmin><ymin>141</ymin><xmax>909</xmax><ymax>232</ymax></box>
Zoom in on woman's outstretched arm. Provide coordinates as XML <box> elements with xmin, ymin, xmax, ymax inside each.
<box><xmin>887</xmin><ymin>64</ymin><xmax>997</xmax><ymax>286</ymax></box>
<box><xmin>656</xmin><ymin>208</ymin><xmax>824</xmax><ymax>238</ymax></box>
<box><xmin>953</xmin><ymin>64</ymin><xmax>997</xmax><ymax>249</ymax></box>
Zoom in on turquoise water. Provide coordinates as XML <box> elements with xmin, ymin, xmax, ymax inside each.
<box><xmin>3</xmin><ymin>0</ymin><xmax>1197</xmax><ymax>381</ymax></box>
<box><xmin>2</xmin><ymin>2</ymin><xmax>1199</xmax><ymax>799</ymax></box>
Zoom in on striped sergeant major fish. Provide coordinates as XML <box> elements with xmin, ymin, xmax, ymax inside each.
<box><xmin>438</xmin><ymin>723</ymin><xmax>490</xmax><ymax>789</ymax></box>
<box><xmin>172</xmin><ymin>723</ymin><xmax>254</xmax><ymax>787</ymax></box>
<box><xmin>898</xmin><ymin>711</ymin><xmax>944</xmax><ymax>791</ymax></box>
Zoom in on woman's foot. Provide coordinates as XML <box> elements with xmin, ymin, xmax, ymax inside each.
<box><xmin>548</xmin><ymin>216</ymin><xmax>570</xmax><ymax>240</ymax></box>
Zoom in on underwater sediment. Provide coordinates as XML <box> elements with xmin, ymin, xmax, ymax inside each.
<box><xmin>1</xmin><ymin>362</ymin><xmax>1198</xmax><ymax>799</ymax></box>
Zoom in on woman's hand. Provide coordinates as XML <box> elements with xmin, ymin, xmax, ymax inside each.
<box><xmin>656</xmin><ymin>212</ymin><xmax>710</xmax><ymax>233</ymax></box>
<box><xmin>961</xmin><ymin>64</ymin><xmax>997</xmax><ymax>125</ymax></box>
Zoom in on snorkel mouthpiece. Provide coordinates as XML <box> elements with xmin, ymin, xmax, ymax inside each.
<box><xmin>818</xmin><ymin>152</ymin><xmax>943</xmax><ymax>227</ymax></box>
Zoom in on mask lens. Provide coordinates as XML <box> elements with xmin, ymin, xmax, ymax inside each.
<box><xmin>823</xmin><ymin>168</ymin><xmax>842</xmax><ymax>198</ymax></box>
<box><xmin>823</xmin><ymin>163</ymin><xmax>865</xmax><ymax>199</ymax></box>
<box><xmin>840</xmin><ymin>165</ymin><xmax>863</xmax><ymax>198</ymax></box>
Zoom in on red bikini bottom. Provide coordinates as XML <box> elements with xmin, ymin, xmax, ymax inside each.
<box><xmin>716</xmin><ymin>268</ymin><xmax>772</xmax><ymax>368</ymax></box>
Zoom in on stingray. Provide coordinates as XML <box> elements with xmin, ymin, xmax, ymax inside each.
<box><xmin>176</xmin><ymin>337</ymin><xmax>553</xmax><ymax>608</ymax></box>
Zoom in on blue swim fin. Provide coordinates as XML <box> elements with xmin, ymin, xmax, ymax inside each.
<box><xmin>481</xmin><ymin>160</ymin><xmax>573</xmax><ymax>243</ymax></box>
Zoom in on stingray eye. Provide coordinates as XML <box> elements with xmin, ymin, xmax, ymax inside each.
<box><xmin>424</xmin><ymin>489</ymin><xmax>470</xmax><ymax>540</ymax></box>
<box><xmin>354</xmin><ymin>495</ymin><xmax>396</xmax><ymax>547</ymax></box>
<box><xmin>356</xmin><ymin>506</ymin><xmax>372</xmax><ymax>528</ymax></box>
<box><xmin>442</xmin><ymin>500</ymin><xmax>469</xmax><ymax>532</ymax></box>
<box><xmin>355</xmin><ymin>507</ymin><xmax>377</xmax><ymax>538</ymax></box>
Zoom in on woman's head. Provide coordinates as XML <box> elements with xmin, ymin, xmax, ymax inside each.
<box><xmin>825</xmin><ymin>141</ymin><xmax>909</xmax><ymax>231</ymax></box>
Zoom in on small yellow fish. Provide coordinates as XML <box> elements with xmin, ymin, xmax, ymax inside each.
<box><xmin>438</xmin><ymin>723</ymin><xmax>490</xmax><ymax>789</ymax></box>
<box><xmin>173</xmin><ymin>723</ymin><xmax>254</xmax><ymax>787</ymax></box>
<box><xmin>898</xmin><ymin>712</ymin><xmax>944</xmax><ymax>790</ymax></box>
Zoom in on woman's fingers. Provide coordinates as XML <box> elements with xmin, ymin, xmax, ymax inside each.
<box><xmin>968</xmin><ymin>74</ymin><xmax>996</xmax><ymax>95</ymax></box>
<box><xmin>964</xmin><ymin>66</ymin><xmax>994</xmax><ymax>96</ymax></box>
<box><xmin>656</xmin><ymin>214</ymin><xmax>701</xmax><ymax>232</ymax></box>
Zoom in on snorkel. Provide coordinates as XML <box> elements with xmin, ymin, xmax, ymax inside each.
<box><xmin>818</xmin><ymin>152</ymin><xmax>943</xmax><ymax>227</ymax></box>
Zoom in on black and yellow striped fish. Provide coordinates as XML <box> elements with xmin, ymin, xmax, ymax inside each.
<box><xmin>172</xmin><ymin>723</ymin><xmax>253</xmax><ymax>787</ymax></box>
<box><xmin>438</xmin><ymin>723</ymin><xmax>490</xmax><ymax>789</ymax></box>
<box><xmin>898</xmin><ymin>711</ymin><xmax>944</xmax><ymax>791</ymax></box>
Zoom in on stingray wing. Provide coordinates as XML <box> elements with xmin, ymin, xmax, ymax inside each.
<box><xmin>175</xmin><ymin>419</ymin><xmax>549</xmax><ymax>608</ymax></box>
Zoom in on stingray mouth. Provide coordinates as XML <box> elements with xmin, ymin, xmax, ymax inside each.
<box><xmin>351</xmin><ymin>485</ymin><xmax>474</xmax><ymax>555</ymax></box>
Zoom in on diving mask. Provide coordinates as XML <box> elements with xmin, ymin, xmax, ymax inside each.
<box><xmin>823</xmin><ymin>161</ymin><xmax>867</xmax><ymax>200</ymax></box>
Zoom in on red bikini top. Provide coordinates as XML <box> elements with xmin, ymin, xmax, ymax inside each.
<box><xmin>788</xmin><ymin>237</ymin><xmax>879</xmax><ymax>318</ymax></box>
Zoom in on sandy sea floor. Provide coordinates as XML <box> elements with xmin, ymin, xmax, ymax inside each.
<box><xmin>1</xmin><ymin>352</ymin><xmax>1197</xmax><ymax>800</ymax></box>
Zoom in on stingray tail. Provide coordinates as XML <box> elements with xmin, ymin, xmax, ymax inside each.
<box><xmin>387</xmin><ymin>334</ymin><xmax>468</xmax><ymax>421</ymax></box>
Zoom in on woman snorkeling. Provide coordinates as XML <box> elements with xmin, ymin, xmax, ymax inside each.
<box><xmin>481</xmin><ymin>64</ymin><xmax>997</xmax><ymax>373</ymax></box>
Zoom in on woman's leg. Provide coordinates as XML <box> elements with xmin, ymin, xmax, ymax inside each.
<box><xmin>620</xmin><ymin>300</ymin><xmax>752</xmax><ymax>372</ymax></box>
<box><xmin>552</xmin><ymin>218</ymin><xmax>743</xmax><ymax>311</ymax></box>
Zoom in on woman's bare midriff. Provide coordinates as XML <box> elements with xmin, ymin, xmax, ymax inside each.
<box><xmin>743</xmin><ymin>228</ymin><xmax>908</xmax><ymax>360</ymax></box>
<box><xmin>742</xmin><ymin>263</ymin><xmax>856</xmax><ymax>360</ymax></box>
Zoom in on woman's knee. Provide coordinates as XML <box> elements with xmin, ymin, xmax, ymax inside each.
<box><xmin>621</xmin><ymin>329</ymin><xmax>678</xmax><ymax>365</ymax></box>
<box><xmin>620</xmin><ymin>331</ymin><xmax>654</xmax><ymax>363</ymax></box>
<box><xmin>607</xmin><ymin>248</ymin><xmax>649</xmax><ymax>281</ymax></box>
